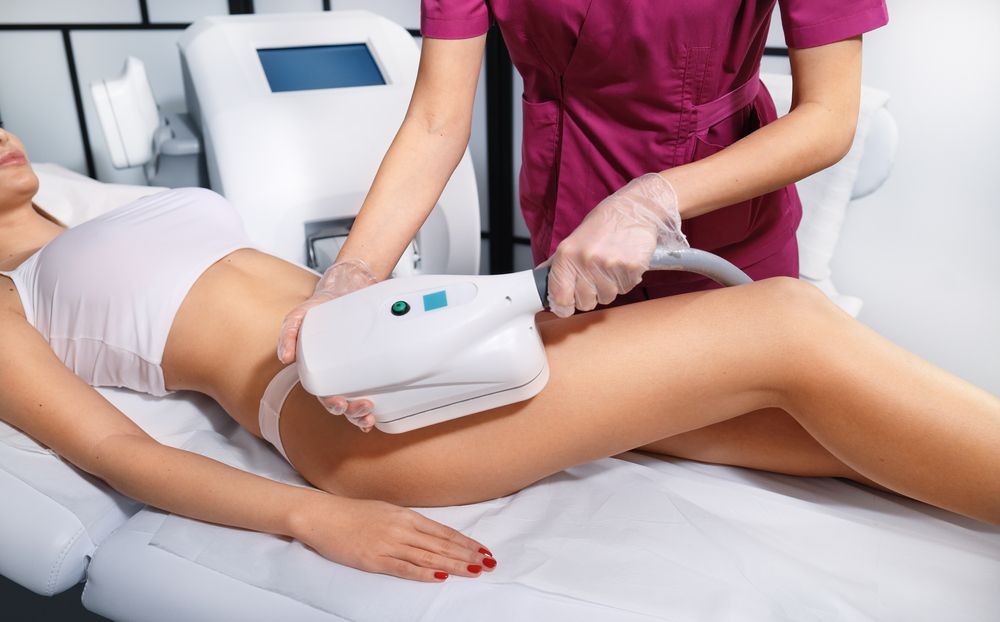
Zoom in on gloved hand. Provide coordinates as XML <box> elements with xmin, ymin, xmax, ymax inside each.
<box><xmin>546</xmin><ymin>173</ymin><xmax>689</xmax><ymax>317</ymax></box>
<box><xmin>277</xmin><ymin>258</ymin><xmax>379</xmax><ymax>432</ymax></box>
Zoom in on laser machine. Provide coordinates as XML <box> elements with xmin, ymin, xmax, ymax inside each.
<box><xmin>91</xmin><ymin>11</ymin><xmax>480</xmax><ymax>275</ymax></box>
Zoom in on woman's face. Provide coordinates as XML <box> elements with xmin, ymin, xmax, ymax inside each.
<box><xmin>0</xmin><ymin>129</ymin><xmax>39</xmax><ymax>212</ymax></box>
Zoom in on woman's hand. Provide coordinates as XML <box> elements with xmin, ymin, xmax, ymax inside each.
<box><xmin>290</xmin><ymin>494</ymin><xmax>497</xmax><ymax>582</ymax></box>
<box><xmin>546</xmin><ymin>173</ymin><xmax>689</xmax><ymax>317</ymax></box>
<box><xmin>277</xmin><ymin>258</ymin><xmax>379</xmax><ymax>431</ymax></box>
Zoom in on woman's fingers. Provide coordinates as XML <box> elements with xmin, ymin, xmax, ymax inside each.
<box><xmin>276</xmin><ymin>305</ymin><xmax>308</xmax><ymax>364</ymax></box>
<box><xmin>410</xmin><ymin>513</ymin><xmax>494</xmax><ymax>559</ymax></box>
<box><xmin>343</xmin><ymin>399</ymin><xmax>370</xmax><ymax>418</ymax></box>
<box><xmin>319</xmin><ymin>397</ymin><xmax>376</xmax><ymax>432</ymax></box>
<box><xmin>319</xmin><ymin>395</ymin><xmax>345</xmax><ymax>414</ymax></box>
<box><xmin>373</xmin><ymin>555</ymin><xmax>450</xmax><ymax>582</ymax></box>
<box><xmin>396</xmin><ymin>545</ymin><xmax>486</xmax><ymax>578</ymax></box>
<box><xmin>403</xmin><ymin>531</ymin><xmax>495</xmax><ymax>572</ymax></box>
<box><xmin>344</xmin><ymin>399</ymin><xmax>375</xmax><ymax>431</ymax></box>
<box><xmin>573</xmin><ymin>273</ymin><xmax>599</xmax><ymax>312</ymax></box>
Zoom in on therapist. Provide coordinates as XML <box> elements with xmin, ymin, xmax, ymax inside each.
<box><xmin>277</xmin><ymin>0</ymin><xmax>888</xmax><ymax>426</ymax></box>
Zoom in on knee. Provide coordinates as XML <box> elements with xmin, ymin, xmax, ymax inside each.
<box><xmin>755</xmin><ymin>276</ymin><xmax>831</xmax><ymax>311</ymax></box>
<box><xmin>753</xmin><ymin>277</ymin><xmax>840</xmax><ymax>332</ymax></box>
<box><xmin>745</xmin><ymin>278</ymin><xmax>844</xmax><ymax>393</ymax></box>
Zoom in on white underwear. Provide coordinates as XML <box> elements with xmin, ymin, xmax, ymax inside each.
<box><xmin>258</xmin><ymin>363</ymin><xmax>300</xmax><ymax>463</ymax></box>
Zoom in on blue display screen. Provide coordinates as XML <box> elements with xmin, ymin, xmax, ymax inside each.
<box><xmin>257</xmin><ymin>44</ymin><xmax>385</xmax><ymax>92</ymax></box>
<box><xmin>423</xmin><ymin>291</ymin><xmax>449</xmax><ymax>312</ymax></box>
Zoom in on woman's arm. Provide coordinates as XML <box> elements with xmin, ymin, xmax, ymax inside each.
<box><xmin>0</xmin><ymin>308</ymin><xmax>492</xmax><ymax>581</ymax></box>
<box><xmin>337</xmin><ymin>35</ymin><xmax>486</xmax><ymax>279</ymax></box>
<box><xmin>664</xmin><ymin>37</ymin><xmax>863</xmax><ymax>218</ymax></box>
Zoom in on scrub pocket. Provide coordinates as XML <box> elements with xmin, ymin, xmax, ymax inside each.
<box><xmin>519</xmin><ymin>95</ymin><xmax>560</xmax><ymax>205</ymax></box>
<box><xmin>681</xmin><ymin>101</ymin><xmax>763</xmax><ymax>251</ymax></box>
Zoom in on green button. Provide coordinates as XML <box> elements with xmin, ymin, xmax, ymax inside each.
<box><xmin>391</xmin><ymin>300</ymin><xmax>410</xmax><ymax>316</ymax></box>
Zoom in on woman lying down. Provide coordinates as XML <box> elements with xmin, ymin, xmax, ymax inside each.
<box><xmin>2</xmin><ymin>128</ymin><xmax>999</xmax><ymax>583</ymax></box>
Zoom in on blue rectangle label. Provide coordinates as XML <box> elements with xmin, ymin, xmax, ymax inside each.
<box><xmin>422</xmin><ymin>290</ymin><xmax>448</xmax><ymax>311</ymax></box>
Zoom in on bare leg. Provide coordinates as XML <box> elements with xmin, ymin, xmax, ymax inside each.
<box><xmin>637</xmin><ymin>408</ymin><xmax>888</xmax><ymax>490</ymax></box>
<box><xmin>537</xmin><ymin>312</ymin><xmax>887</xmax><ymax>487</ymax></box>
<box><xmin>278</xmin><ymin>278</ymin><xmax>1000</xmax><ymax>522</ymax></box>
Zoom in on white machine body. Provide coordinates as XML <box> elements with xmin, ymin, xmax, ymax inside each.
<box><xmin>90</xmin><ymin>57</ymin><xmax>160</xmax><ymax>169</ymax></box>
<box><xmin>298</xmin><ymin>270</ymin><xmax>549</xmax><ymax>434</ymax></box>
<box><xmin>176</xmin><ymin>11</ymin><xmax>479</xmax><ymax>274</ymax></box>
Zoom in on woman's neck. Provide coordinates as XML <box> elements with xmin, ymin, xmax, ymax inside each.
<box><xmin>0</xmin><ymin>202</ymin><xmax>64</xmax><ymax>270</ymax></box>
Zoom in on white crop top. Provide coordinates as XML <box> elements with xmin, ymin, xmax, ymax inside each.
<box><xmin>0</xmin><ymin>187</ymin><xmax>253</xmax><ymax>396</ymax></box>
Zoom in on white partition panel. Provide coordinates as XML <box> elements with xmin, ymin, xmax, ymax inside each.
<box><xmin>0</xmin><ymin>0</ymin><xmax>140</xmax><ymax>23</ymax></box>
<box><xmin>255</xmin><ymin>0</ymin><xmax>325</xmax><ymax>13</ymax></box>
<box><xmin>146</xmin><ymin>0</ymin><xmax>229</xmax><ymax>23</ymax></box>
<box><xmin>331</xmin><ymin>0</ymin><xmax>420</xmax><ymax>31</ymax></box>
<box><xmin>766</xmin><ymin>3</ymin><xmax>787</xmax><ymax>48</ymax></box>
<box><xmin>0</xmin><ymin>31</ymin><xmax>87</xmax><ymax>173</ymax></box>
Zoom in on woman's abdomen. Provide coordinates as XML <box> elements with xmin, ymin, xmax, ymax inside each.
<box><xmin>162</xmin><ymin>249</ymin><xmax>318</xmax><ymax>431</ymax></box>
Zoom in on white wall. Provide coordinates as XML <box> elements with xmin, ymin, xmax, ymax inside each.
<box><xmin>834</xmin><ymin>2</ymin><xmax>1000</xmax><ymax>393</ymax></box>
<box><xmin>756</xmin><ymin>2</ymin><xmax>999</xmax><ymax>394</ymax></box>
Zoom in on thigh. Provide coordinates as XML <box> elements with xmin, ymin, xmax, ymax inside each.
<box><xmin>638</xmin><ymin>407</ymin><xmax>855</xmax><ymax>477</ymax></box>
<box><xmin>278</xmin><ymin>279</ymin><xmax>814</xmax><ymax>507</ymax></box>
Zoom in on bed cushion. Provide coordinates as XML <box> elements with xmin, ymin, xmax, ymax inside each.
<box><xmin>0</xmin><ymin>166</ymin><xmax>184</xmax><ymax>594</ymax></box>
<box><xmin>0</xmin><ymin>389</ymin><xmax>235</xmax><ymax>595</ymax></box>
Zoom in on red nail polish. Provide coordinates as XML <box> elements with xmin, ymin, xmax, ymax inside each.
<box><xmin>467</xmin><ymin>564</ymin><xmax>482</xmax><ymax>573</ymax></box>
<box><xmin>478</xmin><ymin>547</ymin><xmax>493</xmax><ymax>557</ymax></box>
<box><xmin>482</xmin><ymin>557</ymin><xmax>497</xmax><ymax>569</ymax></box>
<box><xmin>434</xmin><ymin>571</ymin><xmax>448</xmax><ymax>580</ymax></box>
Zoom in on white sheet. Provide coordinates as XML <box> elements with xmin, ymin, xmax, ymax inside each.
<box><xmin>82</xmin><ymin>426</ymin><xmax>1000</xmax><ymax>622</ymax></box>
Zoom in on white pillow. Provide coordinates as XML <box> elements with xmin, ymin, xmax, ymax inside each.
<box><xmin>761</xmin><ymin>73</ymin><xmax>890</xmax><ymax>282</ymax></box>
<box><xmin>31</xmin><ymin>162</ymin><xmax>166</xmax><ymax>227</ymax></box>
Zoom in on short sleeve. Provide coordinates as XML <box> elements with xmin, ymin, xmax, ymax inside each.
<box><xmin>421</xmin><ymin>0</ymin><xmax>490</xmax><ymax>40</ymax></box>
<box><xmin>778</xmin><ymin>0</ymin><xmax>888</xmax><ymax>49</ymax></box>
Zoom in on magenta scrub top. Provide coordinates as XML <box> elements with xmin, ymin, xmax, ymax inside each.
<box><xmin>422</xmin><ymin>0</ymin><xmax>889</xmax><ymax>300</ymax></box>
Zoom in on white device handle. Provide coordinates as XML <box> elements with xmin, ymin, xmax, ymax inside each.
<box><xmin>532</xmin><ymin>247</ymin><xmax>753</xmax><ymax>307</ymax></box>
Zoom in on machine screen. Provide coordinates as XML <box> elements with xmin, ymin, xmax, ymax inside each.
<box><xmin>257</xmin><ymin>44</ymin><xmax>385</xmax><ymax>92</ymax></box>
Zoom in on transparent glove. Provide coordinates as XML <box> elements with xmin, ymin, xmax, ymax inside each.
<box><xmin>546</xmin><ymin>173</ymin><xmax>689</xmax><ymax>317</ymax></box>
<box><xmin>277</xmin><ymin>258</ymin><xmax>379</xmax><ymax>431</ymax></box>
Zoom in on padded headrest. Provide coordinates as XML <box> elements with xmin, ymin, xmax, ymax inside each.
<box><xmin>852</xmin><ymin>106</ymin><xmax>898</xmax><ymax>200</ymax></box>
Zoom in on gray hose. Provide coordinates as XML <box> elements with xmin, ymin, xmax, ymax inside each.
<box><xmin>533</xmin><ymin>247</ymin><xmax>752</xmax><ymax>307</ymax></box>
<box><xmin>648</xmin><ymin>248</ymin><xmax>753</xmax><ymax>286</ymax></box>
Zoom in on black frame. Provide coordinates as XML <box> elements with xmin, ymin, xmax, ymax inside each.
<box><xmin>484</xmin><ymin>25</ymin><xmax>516</xmax><ymax>273</ymax></box>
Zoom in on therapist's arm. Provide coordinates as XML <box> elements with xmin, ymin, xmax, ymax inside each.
<box><xmin>337</xmin><ymin>36</ymin><xmax>487</xmax><ymax>279</ymax></box>
<box><xmin>0</xmin><ymin>310</ymin><xmax>490</xmax><ymax>582</ymax></box>
<box><xmin>663</xmin><ymin>37</ymin><xmax>863</xmax><ymax>218</ymax></box>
